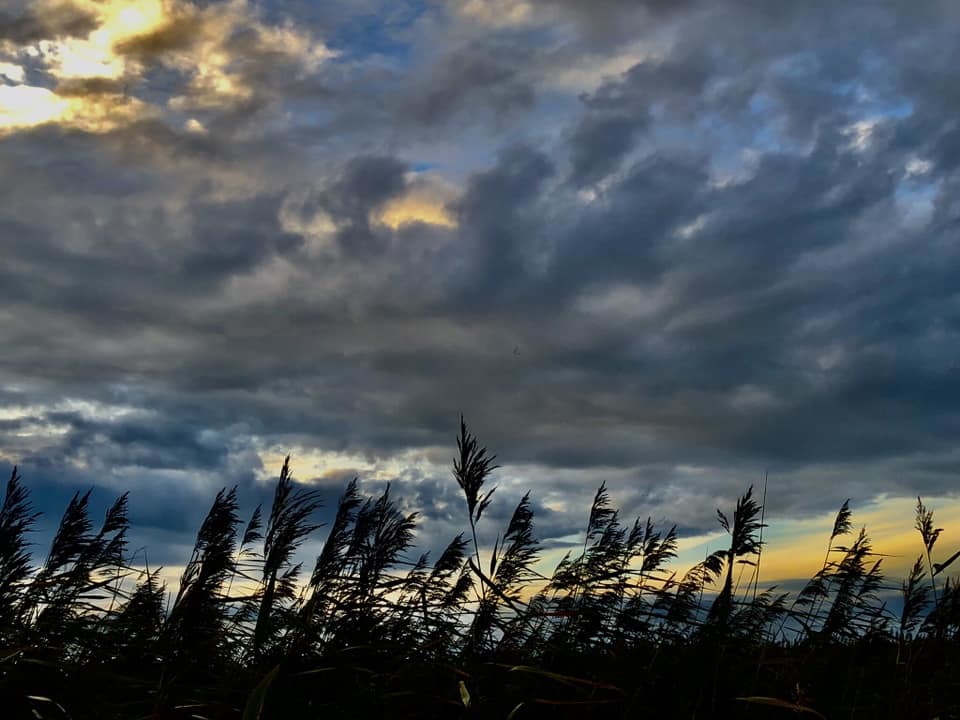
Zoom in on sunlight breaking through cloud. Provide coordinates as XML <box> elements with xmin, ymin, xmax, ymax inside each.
<box><xmin>0</xmin><ymin>0</ymin><xmax>333</xmax><ymax>133</ymax></box>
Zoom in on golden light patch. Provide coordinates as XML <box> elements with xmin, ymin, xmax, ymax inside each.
<box><xmin>0</xmin><ymin>0</ymin><xmax>331</xmax><ymax>133</ymax></box>
<box><xmin>109</xmin><ymin>0</ymin><xmax>168</xmax><ymax>39</ymax></box>
<box><xmin>664</xmin><ymin>494</ymin><xmax>960</xmax><ymax>590</ymax></box>
<box><xmin>376</xmin><ymin>174</ymin><xmax>460</xmax><ymax>230</ymax></box>
<box><xmin>259</xmin><ymin>449</ymin><xmax>376</xmax><ymax>485</ymax></box>
<box><xmin>0</xmin><ymin>85</ymin><xmax>70</xmax><ymax>130</ymax></box>
<box><xmin>61</xmin><ymin>92</ymin><xmax>151</xmax><ymax>132</ymax></box>
<box><xmin>0</xmin><ymin>0</ymin><xmax>168</xmax><ymax>132</ymax></box>
<box><xmin>163</xmin><ymin>3</ymin><xmax>333</xmax><ymax>110</ymax></box>
<box><xmin>255</xmin><ymin>447</ymin><xmax>449</xmax><ymax>489</ymax></box>
<box><xmin>378</xmin><ymin>195</ymin><xmax>457</xmax><ymax>229</ymax></box>
<box><xmin>743</xmin><ymin>497</ymin><xmax>960</xmax><ymax>584</ymax></box>
<box><xmin>38</xmin><ymin>36</ymin><xmax>125</xmax><ymax>80</ymax></box>
<box><xmin>35</xmin><ymin>0</ymin><xmax>169</xmax><ymax>80</ymax></box>
<box><xmin>0</xmin><ymin>82</ymin><xmax>150</xmax><ymax>134</ymax></box>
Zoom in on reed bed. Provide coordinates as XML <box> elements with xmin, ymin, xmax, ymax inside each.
<box><xmin>1</xmin><ymin>419</ymin><xmax>958</xmax><ymax>719</ymax></box>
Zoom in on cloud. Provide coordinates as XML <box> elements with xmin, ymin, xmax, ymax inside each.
<box><xmin>398</xmin><ymin>37</ymin><xmax>537</xmax><ymax>129</ymax></box>
<box><xmin>1</xmin><ymin>0</ymin><xmax>959</xmax><ymax>568</ymax></box>
<box><xmin>0</xmin><ymin>0</ymin><xmax>333</xmax><ymax>134</ymax></box>
<box><xmin>0</xmin><ymin>1</ymin><xmax>99</xmax><ymax>44</ymax></box>
<box><xmin>377</xmin><ymin>172</ymin><xmax>460</xmax><ymax>229</ymax></box>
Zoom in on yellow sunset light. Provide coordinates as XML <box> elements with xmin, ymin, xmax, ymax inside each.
<box><xmin>378</xmin><ymin>196</ymin><xmax>457</xmax><ymax>229</ymax></box>
<box><xmin>40</xmin><ymin>36</ymin><xmax>126</xmax><ymax>79</ymax></box>
<box><xmin>0</xmin><ymin>82</ymin><xmax>149</xmax><ymax>134</ymax></box>
<box><xmin>37</xmin><ymin>0</ymin><xmax>170</xmax><ymax>80</ymax></box>
<box><xmin>0</xmin><ymin>0</ymin><xmax>331</xmax><ymax>133</ymax></box>
<box><xmin>109</xmin><ymin>0</ymin><xmax>169</xmax><ymax>40</ymax></box>
<box><xmin>61</xmin><ymin>93</ymin><xmax>151</xmax><ymax>133</ymax></box>
<box><xmin>0</xmin><ymin>85</ymin><xmax>70</xmax><ymax>130</ymax></box>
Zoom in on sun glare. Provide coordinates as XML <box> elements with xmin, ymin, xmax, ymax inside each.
<box><xmin>109</xmin><ymin>0</ymin><xmax>169</xmax><ymax>39</ymax></box>
<box><xmin>0</xmin><ymin>0</ymin><xmax>329</xmax><ymax>133</ymax></box>
<box><xmin>36</xmin><ymin>0</ymin><xmax>169</xmax><ymax>80</ymax></box>
<box><xmin>0</xmin><ymin>84</ymin><xmax>69</xmax><ymax>130</ymax></box>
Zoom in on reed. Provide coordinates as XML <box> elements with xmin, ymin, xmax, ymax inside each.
<box><xmin>0</xmin><ymin>420</ymin><xmax>957</xmax><ymax>719</ymax></box>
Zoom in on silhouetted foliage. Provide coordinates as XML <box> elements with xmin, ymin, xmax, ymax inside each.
<box><xmin>0</xmin><ymin>468</ymin><xmax>39</xmax><ymax>637</ymax></box>
<box><xmin>0</xmin><ymin>420</ymin><xmax>957</xmax><ymax>719</ymax></box>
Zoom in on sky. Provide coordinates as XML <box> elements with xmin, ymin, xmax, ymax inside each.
<box><xmin>1</xmin><ymin>0</ymin><xmax>959</xmax><ymax>587</ymax></box>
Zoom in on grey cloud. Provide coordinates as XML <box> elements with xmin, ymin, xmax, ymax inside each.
<box><xmin>2</xmin><ymin>0</ymin><xmax>960</xmax><ymax>554</ymax></box>
<box><xmin>0</xmin><ymin>3</ymin><xmax>97</xmax><ymax>43</ymax></box>
<box><xmin>112</xmin><ymin>13</ymin><xmax>204</xmax><ymax>58</ymax></box>
<box><xmin>567</xmin><ymin>112</ymin><xmax>644</xmax><ymax>186</ymax></box>
<box><xmin>40</xmin><ymin>411</ymin><xmax>237</xmax><ymax>471</ymax></box>
<box><xmin>398</xmin><ymin>39</ymin><xmax>537</xmax><ymax>129</ymax></box>
<box><xmin>328</xmin><ymin>156</ymin><xmax>408</xmax><ymax>216</ymax></box>
<box><xmin>183</xmin><ymin>195</ymin><xmax>305</xmax><ymax>279</ymax></box>
<box><xmin>449</xmin><ymin>144</ymin><xmax>555</xmax><ymax>306</ymax></box>
<box><xmin>548</xmin><ymin>153</ymin><xmax>708</xmax><ymax>293</ymax></box>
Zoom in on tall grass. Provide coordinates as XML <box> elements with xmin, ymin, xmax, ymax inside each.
<box><xmin>0</xmin><ymin>424</ymin><xmax>958</xmax><ymax>719</ymax></box>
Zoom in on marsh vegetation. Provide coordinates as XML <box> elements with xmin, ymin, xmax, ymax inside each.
<box><xmin>1</xmin><ymin>419</ymin><xmax>958</xmax><ymax>718</ymax></box>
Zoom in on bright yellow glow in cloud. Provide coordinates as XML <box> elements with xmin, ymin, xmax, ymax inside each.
<box><xmin>165</xmin><ymin>2</ymin><xmax>334</xmax><ymax>110</ymax></box>
<box><xmin>34</xmin><ymin>0</ymin><xmax>168</xmax><ymax>80</ymax></box>
<box><xmin>39</xmin><ymin>38</ymin><xmax>123</xmax><ymax>80</ymax></box>
<box><xmin>376</xmin><ymin>174</ymin><xmax>460</xmax><ymax>230</ymax></box>
<box><xmin>0</xmin><ymin>0</ymin><xmax>331</xmax><ymax>134</ymax></box>
<box><xmin>65</xmin><ymin>92</ymin><xmax>151</xmax><ymax>132</ymax></box>
<box><xmin>256</xmin><ymin>446</ymin><xmax>448</xmax><ymax>489</ymax></box>
<box><xmin>0</xmin><ymin>82</ymin><xmax>149</xmax><ymax>133</ymax></box>
<box><xmin>0</xmin><ymin>85</ymin><xmax>71</xmax><ymax>129</ymax></box>
<box><xmin>111</xmin><ymin>0</ymin><xmax>168</xmax><ymax>38</ymax></box>
<box><xmin>378</xmin><ymin>195</ymin><xmax>457</xmax><ymax>229</ymax></box>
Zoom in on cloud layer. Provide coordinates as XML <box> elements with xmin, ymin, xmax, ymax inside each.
<box><xmin>1</xmin><ymin>0</ymin><xmax>958</xmax><ymax>564</ymax></box>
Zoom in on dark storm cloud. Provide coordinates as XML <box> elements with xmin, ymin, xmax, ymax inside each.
<box><xmin>183</xmin><ymin>195</ymin><xmax>305</xmax><ymax>278</ymax></box>
<box><xmin>449</xmin><ymin>144</ymin><xmax>555</xmax><ymax>304</ymax></box>
<box><xmin>112</xmin><ymin>13</ymin><xmax>203</xmax><ymax>57</ymax></box>
<box><xmin>2</xmin><ymin>0</ymin><xmax>959</xmax><ymax>560</ymax></box>
<box><xmin>0</xmin><ymin>183</ymin><xmax>296</xmax><ymax>339</ymax></box>
<box><xmin>0</xmin><ymin>3</ymin><xmax>97</xmax><ymax>43</ymax></box>
<box><xmin>324</xmin><ymin>156</ymin><xmax>408</xmax><ymax>219</ymax></box>
<box><xmin>41</xmin><ymin>410</ymin><xmax>235</xmax><ymax>470</ymax></box>
<box><xmin>550</xmin><ymin>153</ymin><xmax>709</xmax><ymax>291</ymax></box>
<box><xmin>567</xmin><ymin>112</ymin><xmax>644</xmax><ymax>186</ymax></box>
<box><xmin>310</xmin><ymin>155</ymin><xmax>410</xmax><ymax>255</ymax></box>
<box><xmin>398</xmin><ymin>38</ymin><xmax>537</xmax><ymax>128</ymax></box>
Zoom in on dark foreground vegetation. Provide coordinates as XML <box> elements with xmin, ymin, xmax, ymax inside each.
<box><xmin>1</xmin><ymin>420</ymin><xmax>958</xmax><ymax>719</ymax></box>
